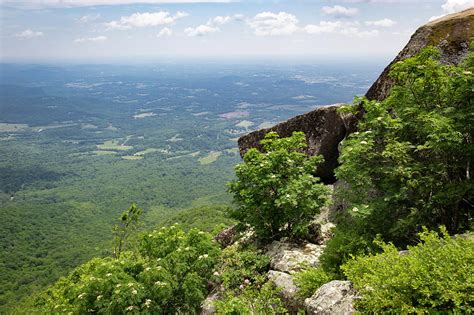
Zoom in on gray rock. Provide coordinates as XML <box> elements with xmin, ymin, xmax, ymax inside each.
<box><xmin>319</xmin><ymin>222</ymin><xmax>336</xmax><ymax>244</ymax></box>
<box><xmin>268</xmin><ymin>270</ymin><xmax>302</xmax><ymax>312</ymax></box>
<box><xmin>238</xmin><ymin>104</ymin><xmax>357</xmax><ymax>184</ymax></box>
<box><xmin>200</xmin><ymin>291</ymin><xmax>220</xmax><ymax>315</ymax></box>
<box><xmin>214</xmin><ymin>225</ymin><xmax>238</xmax><ymax>248</ymax></box>
<box><xmin>266</xmin><ymin>239</ymin><xmax>325</xmax><ymax>274</ymax></box>
<box><xmin>305</xmin><ymin>280</ymin><xmax>358</xmax><ymax>315</ymax></box>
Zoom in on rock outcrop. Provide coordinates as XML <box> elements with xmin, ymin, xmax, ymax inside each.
<box><xmin>238</xmin><ymin>105</ymin><xmax>357</xmax><ymax>184</ymax></box>
<box><xmin>237</xmin><ymin>8</ymin><xmax>474</xmax><ymax>181</ymax></box>
<box><xmin>266</xmin><ymin>239</ymin><xmax>325</xmax><ymax>274</ymax></box>
<box><xmin>304</xmin><ymin>280</ymin><xmax>358</xmax><ymax>315</ymax></box>
<box><xmin>265</xmin><ymin>239</ymin><xmax>326</xmax><ymax>313</ymax></box>
<box><xmin>214</xmin><ymin>225</ymin><xmax>238</xmax><ymax>248</ymax></box>
<box><xmin>366</xmin><ymin>8</ymin><xmax>474</xmax><ymax>101</ymax></box>
<box><xmin>267</xmin><ymin>271</ymin><xmax>302</xmax><ymax>312</ymax></box>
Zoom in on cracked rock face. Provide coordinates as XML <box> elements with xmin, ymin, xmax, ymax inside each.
<box><xmin>304</xmin><ymin>280</ymin><xmax>358</xmax><ymax>315</ymax></box>
<box><xmin>266</xmin><ymin>239</ymin><xmax>325</xmax><ymax>274</ymax></box>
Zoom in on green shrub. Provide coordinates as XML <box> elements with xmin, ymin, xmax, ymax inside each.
<box><xmin>336</xmin><ymin>46</ymin><xmax>473</xmax><ymax>246</ymax></box>
<box><xmin>320</xmin><ymin>224</ymin><xmax>378</xmax><ymax>278</ymax></box>
<box><xmin>35</xmin><ymin>225</ymin><xmax>220</xmax><ymax>314</ymax></box>
<box><xmin>342</xmin><ymin>227</ymin><xmax>474</xmax><ymax>313</ymax></box>
<box><xmin>216</xmin><ymin>245</ymin><xmax>270</xmax><ymax>290</ymax></box>
<box><xmin>228</xmin><ymin>131</ymin><xmax>330</xmax><ymax>241</ymax></box>
<box><xmin>214</xmin><ymin>281</ymin><xmax>287</xmax><ymax>314</ymax></box>
<box><xmin>294</xmin><ymin>267</ymin><xmax>332</xmax><ymax>299</ymax></box>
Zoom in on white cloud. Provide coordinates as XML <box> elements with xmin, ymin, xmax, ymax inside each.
<box><xmin>340</xmin><ymin>28</ymin><xmax>379</xmax><ymax>38</ymax></box>
<box><xmin>2</xmin><ymin>0</ymin><xmax>232</xmax><ymax>9</ymax></box>
<box><xmin>157</xmin><ymin>27</ymin><xmax>173</xmax><ymax>37</ymax></box>
<box><xmin>304</xmin><ymin>21</ymin><xmax>342</xmax><ymax>34</ymax></box>
<box><xmin>207</xmin><ymin>14</ymin><xmax>243</xmax><ymax>26</ymax></box>
<box><xmin>14</xmin><ymin>29</ymin><xmax>44</xmax><ymax>39</ymax></box>
<box><xmin>233</xmin><ymin>14</ymin><xmax>245</xmax><ymax>21</ymax></box>
<box><xmin>210</xmin><ymin>15</ymin><xmax>232</xmax><ymax>26</ymax></box>
<box><xmin>105</xmin><ymin>11</ymin><xmax>188</xmax><ymax>30</ymax></box>
<box><xmin>304</xmin><ymin>21</ymin><xmax>379</xmax><ymax>38</ymax></box>
<box><xmin>184</xmin><ymin>14</ymin><xmax>241</xmax><ymax>37</ymax></box>
<box><xmin>322</xmin><ymin>5</ymin><xmax>358</xmax><ymax>18</ymax></box>
<box><xmin>365</xmin><ymin>18</ymin><xmax>396</xmax><ymax>27</ymax></box>
<box><xmin>78</xmin><ymin>14</ymin><xmax>101</xmax><ymax>23</ymax></box>
<box><xmin>74</xmin><ymin>35</ymin><xmax>107</xmax><ymax>43</ymax></box>
<box><xmin>184</xmin><ymin>24</ymin><xmax>218</xmax><ymax>36</ymax></box>
<box><xmin>441</xmin><ymin>0</ymin><xmax>474</xmax><ymax>14</ymax></box>
<box><xmin>247</xmin><ymin>12</ymin><xmax>378</xmax><ymax>38</ymax></box>
<box><xmin>336</xmin><ymin>0</ymin><xmax>426</xmax><ymax>2</ymax></box>
<box><xmin>429</xmin><ymin>0</ymin><xmax>474</xmax><ymax>21</ymax></box>
<box><xmin>248</xmin><ymin>11</ymin><xmax>299</xmax><ymax>36</ymax></box>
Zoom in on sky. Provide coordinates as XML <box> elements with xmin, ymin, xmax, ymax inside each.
<box><xmin>0</xmin><ymin>0</ymin><xmax>473</xmax><ymax>62</ymax></box>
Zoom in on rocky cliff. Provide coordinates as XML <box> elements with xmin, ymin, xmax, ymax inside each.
<box><xmin>366</xmin><ymin>8</ymin><xmax>474</xmax><ymax>101</ymax></box>
<box><xmin>238</xmin><ymin>8</ymin><xmax>474</xmax><ymax>181</ymax></box>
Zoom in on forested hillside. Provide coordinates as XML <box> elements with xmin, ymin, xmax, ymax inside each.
<box><xmin>14</xmin><ymin>42</ymin><xmax>474</xmax><ymax>315</ymax></box>
<box><xmin>0</xmin><ymin>62</ymin><xmax>377</xmax><ymax>312</ymax></box>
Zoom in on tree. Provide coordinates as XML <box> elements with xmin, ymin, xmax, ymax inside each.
<box><xmin>321</xmin><ymin>46</ymin><xmax>473</xmax><ymax>276</ymax></box>
<box><xmin>228</xmin><ymin>131</ymin><xmax>330</xmax><ymax>241</ymax></box>
<box><xmin>113</xmin><ymin>203</ymin><xmax>142</xmax><ymax>259</ymax></box>
<box><xmin>336</xmin><ymin>46</ymin><xmax>473</xmax><ymax>245</ymax></box>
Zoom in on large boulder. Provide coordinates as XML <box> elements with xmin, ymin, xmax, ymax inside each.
<box><xmin>366</xmin><ymin>8</ymin><xmax>474</xmax><ymax>101</ymax></box>
<box><xmin>304</xmin><ymin>280</ymin><xmax>358</xmax><ymax>315</ymax></box>
<box><xmin>238</xmin><ymin>105</ymin><xmax>356</xmax><ymax>184</ymax></box>
<box><xmin>265</xmin><ymin>239</ymin><xmax>325</xmax><ymax>274</ymax></box>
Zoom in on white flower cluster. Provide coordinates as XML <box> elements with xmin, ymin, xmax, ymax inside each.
<box><xmin>154</xmin><ymin>281</ymin><xmax>167</xmax><ymax>287</ymax></box>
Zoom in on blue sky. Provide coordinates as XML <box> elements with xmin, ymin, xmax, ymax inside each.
<box><xmin>1</xmin><ymin>0</ymin><xmax>473</xmax><ymax>62</ymax></box>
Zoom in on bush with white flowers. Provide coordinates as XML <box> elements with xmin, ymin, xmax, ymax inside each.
<box><xmin>35</xmin><ymin>225</ymin><xmax>220</xmax><ymax>314</ymax></box>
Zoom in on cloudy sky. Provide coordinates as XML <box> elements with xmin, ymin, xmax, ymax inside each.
<box><xmin>1</xmin><ymin>0</ymin><xmax>473</xmax><ymax>62</ymax></box>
